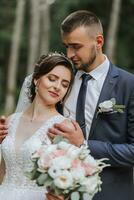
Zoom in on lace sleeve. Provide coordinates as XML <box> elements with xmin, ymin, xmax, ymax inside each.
<box><xmin>15</xmin><ymin>75</ymin><xmax>32</xmax><ymax>112</ymax></box>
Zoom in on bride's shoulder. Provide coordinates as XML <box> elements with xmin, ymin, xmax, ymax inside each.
<box><xmin>7</xmin><ymin>112</ymin><xmax>22</xmax><ymax>124</ymax></box>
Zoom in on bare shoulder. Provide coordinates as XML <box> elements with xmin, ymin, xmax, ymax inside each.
<box><xmin>7</xmin><ymin>113</ymin><xmax>17</xmax><ymax>124</ymax></box>
<box><xmin>60</xmin><ymin>118</ymin><xmax>75</xmax><ymax>130</ymax></box>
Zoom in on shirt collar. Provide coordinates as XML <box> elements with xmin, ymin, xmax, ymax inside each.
<box><xmin>76</xmin><ymin>55</ymin><xmax>110</xmax><ymax>80</ymax></box>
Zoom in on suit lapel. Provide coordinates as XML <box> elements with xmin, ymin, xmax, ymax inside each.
<box><xmin>89</xmin><ymin>63</ymin><xmax>119</xmax><ymax>138</ymax></box>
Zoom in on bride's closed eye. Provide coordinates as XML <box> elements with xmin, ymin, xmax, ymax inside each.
<box><xmin>48</xmin><ymin>75</ymin><xmax>57</xmax><ymax>82</ymax></box>
<box><xmin>61</xmin><ymin>81</ymin><xmax>69</xmax><ymax>88</ymax></box>
<box><xmin>48</xmin><ymin>75</ymin><xmax>70</xmax><ymax>89</ymax></box>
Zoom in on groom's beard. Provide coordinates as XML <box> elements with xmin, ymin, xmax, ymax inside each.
<box><xmin>76</xmin><ymin>46</ymin><xmax>97</xmax><ymax>72</ymax></box>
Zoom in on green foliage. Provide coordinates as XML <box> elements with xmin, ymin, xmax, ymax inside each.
<box><xmin>71</xmin><ymin>191</ymin><xmax>80</xmax><ymax>200</ymax></box>
<box><xmin>0</xmin><ymin>0</ymin><xmax>134</xmax><ymax>112</ymax></box>
<box><xmin>36</xmin><ymin>173</ymin><xmax>52</xmax><ymax>186</ymax></box>
<box><xmin>53</xmin><ymin>135</ymin><xmax>69</xmax><ymax>144</ymax></box>
<box><xmin>50</xmin><ymin>0</ymin><xmax>134</xmax><ymax>73</ymax></box>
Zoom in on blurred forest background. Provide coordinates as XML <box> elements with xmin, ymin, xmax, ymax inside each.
<box><xmin>0</xmin><ymin>0</ymin><xmax>134</xmax><ymax>115</ymax></box>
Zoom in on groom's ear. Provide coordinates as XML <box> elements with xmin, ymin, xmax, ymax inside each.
<box><xmin>96</xmin><ymin>34</ymin><xmax>104</xmax><ymax>49</ymax></box>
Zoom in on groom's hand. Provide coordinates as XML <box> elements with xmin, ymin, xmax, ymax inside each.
<box><xmin>48</xmin><ymin>120</ymin><xmax>84</xmax><ymax>147</ymax></box>
<box><xmin>46</xmin><ymin>192</ymin><xmax>65</xmax><ymax>200</ymax></box>
<box><xmin>0</xmin><ymin>116</ymin><xmax>8</xmax><ymax>144</ymax></box>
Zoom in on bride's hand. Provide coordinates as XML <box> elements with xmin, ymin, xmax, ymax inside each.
<box><xmin>46</xmin><ymin>192</ymin><xmax>65</xmax><ymax>200</ymax></box>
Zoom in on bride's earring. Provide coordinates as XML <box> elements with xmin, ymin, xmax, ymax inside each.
<box><xmin>60</xmin><ymin>99</ymin><xmax>63</xmax><ymax>104</ymax></box>
<box><xmin>35</xmin><ymin>85</ymin><xmax>38</xmax><ymax>94</ymax></box>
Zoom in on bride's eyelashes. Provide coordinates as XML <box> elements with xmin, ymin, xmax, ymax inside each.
<box><xmin>47</xmin><ymin>75</ymin><xmax>56</xmax><ymax>82</ymax></box>
<box><xmin>47</xmin><ymin>75</ymin><xmax>70</xmax><ymax>89</ymax></box>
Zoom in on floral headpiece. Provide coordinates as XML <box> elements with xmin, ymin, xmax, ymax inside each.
<box><xmin>35</xmin><ymin>51</ymin><xmax>74</xmax><ymax>69</ymax></box>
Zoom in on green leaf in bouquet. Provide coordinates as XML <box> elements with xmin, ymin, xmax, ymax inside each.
<box><xmin>47</xmin><ymin>183</ymin><xmax>63</xmax><ymax>197</ymax></box>
<box><xmin>63</xmin><ymin>189</ymin><xmax>70</xmax><ymax>194</ymax></box>
<box><xmin>26</xmin><ymin>168</ymin><xmax>41</xmax><ymax>180</ymax></box>
<box><xmin>53</xmin><ymin>135</ymin><xmax>69</xmax><ymax>144</ymax></box>
<box><xmin>78</xmin><ymin>186</ymin><xmax>86</xmax><ymax>192</ymax></box>
<box><xmin>53</xmin><ymin>187</ymin><xmax>63</xmax><ymax>196</ymax></box>
<box><xmin>42</xmin><ymin>175</ymin><xmax>53</xmax><ymax>187</ymax></box>
<box><xmin>53</xmin><ymin>135</ymin><xmax>64</xmax><ymax>144</ymax></box>
<box><xmin>71</xmin><ymin>191</ymin><xmax>80</xmax><ymax>200</ymax></box>
<box><xmin>36</xmin><ymin>173</ymin><xmax>49</xmax><ymax>186</ymax></box>
<box><xmin>25</xmin><ymin>172</ymin><xmax>33</xmax><ymax>179</ymax></box>
<box><xmin>83</xmin><ymin>193</ymin><xmax>92</xmax><ymax>200</ymax></box>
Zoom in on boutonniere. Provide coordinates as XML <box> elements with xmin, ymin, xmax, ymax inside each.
<box><xmin>97</xmin><ymin>98</ymin><xmax>125</xmax><ymax>114</ymax></box>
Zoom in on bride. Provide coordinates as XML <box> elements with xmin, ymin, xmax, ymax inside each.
<box><xmin>0</xmin><ymin>53</ymin><xmax>76</xmax><ymax>200</ymax></box>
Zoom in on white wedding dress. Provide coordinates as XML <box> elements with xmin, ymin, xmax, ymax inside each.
<box><xmin>0</xmin><ymin>112</ymin><xmax>65</xmax><ymax>200</ymax></box>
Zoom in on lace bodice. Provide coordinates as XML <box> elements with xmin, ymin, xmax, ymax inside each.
<box><xmin>1</xmin><ymin>113</ymin><xmax>65</xmax><ymax>190</ymax></box>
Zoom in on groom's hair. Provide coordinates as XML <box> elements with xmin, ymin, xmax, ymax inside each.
<box><xmin>61</xmin><ymin>10</ymin><xmax>103</xmax><ymax>37</ymax></box>
<box><xmin>29</xmin><ymin>53</ymin><xmax>74</xmax><ymax>102</ymax></box>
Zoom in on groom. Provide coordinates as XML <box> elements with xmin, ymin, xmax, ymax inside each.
<box><xmin>0</xmin><ymin>10</ymin><xmax>134</xmax><ymax>200</ymax></box>
<box><xmin>47</xmin><ymin>10</ymin><xmax>134</xmax><ymax>200</ymax></box>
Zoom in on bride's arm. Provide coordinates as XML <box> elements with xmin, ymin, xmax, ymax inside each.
<box><xmin>0</xmin><ymin>114</ymin><xmax>15</xmax><ymax>184</ymax></box>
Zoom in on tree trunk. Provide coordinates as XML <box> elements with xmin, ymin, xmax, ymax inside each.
<box><xmin>39</xmin><ymin>1</ymin><xmax>50</xmax><ymax>55</ymax></box>
<box><xmin>5</xmin><ymin>0</ymin><xmax>25</xmax><ymax>115</ymax></box>
<box><xmin>105</xmin><ymin>0</ymin><xmax>122</xmax><ymax>63</ymax></box>
<box><xmin>27</xmin><ymin>0</ymin><xmax>40</xmax><ymax>75</ymax></box>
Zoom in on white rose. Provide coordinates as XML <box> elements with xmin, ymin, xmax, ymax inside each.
<box><xmin>54</xmin><ymin>170</ymin><xmax>73</xmax><ymax>189</ymax></box>
<box><xmin>37</xmin><ymin>157</ymin><xmax>49</xmax><ymax>173</ymax></box>
<box><xmin>81</xmin><ymin>175</ymin><xmax>102</xmax><ymax>194</ymax></box>
<box><xmin>66</xmin><ymin>146</ymin><xmax>81</xmax><ymax>160</ymax></box>
<box><xmin>99</xmin><ymin>100</ymin><xmax>113</xmax><ymax>112</ymax></box>
<box><xmin>79</xmin><ymin>146</ymin><xmax>90</xmax><ymax>160</ymax></box>
<box><xmin>84</xmin><ymin>155</ymin><xmax>97</xmax><ymax>166</ymax></box>
<box><xmin>48</xmin><ymin>166</ymin><xmax>62</xmax><ymax>178</ymax></box>
<box><xmin>44</xmin><ymin>144</ymin><xmax>57</xmax><ymax>155</ymax></box>
<box><xmin>71</xmin><ymin>167</ymin><xmax>85</xmax><ymax>182</ymax></box>
<box><xmin>31</xmin><ymin>150</ymin><xmax>41</xmax><ymax>159</ymax></box>
<box><xmin>52</xmin><ymin>156</ymin><xmax>72</xmax><ymax>170</ymax></box>
<box><xmin>58</xmin><ymin>141</ymin><xmax>72</xmax><ymax>151</ymax></box>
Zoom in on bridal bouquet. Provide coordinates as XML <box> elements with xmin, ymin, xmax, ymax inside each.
<box><xmin>28</xmin><ymin>136</ymin><xmax>108</xmax><ymax>200</ymax></box>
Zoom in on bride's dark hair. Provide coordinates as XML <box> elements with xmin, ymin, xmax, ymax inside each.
<box><xmin>28</xmin><ymin>52</ymin><xmax>74</xmax><ymax>103</ymax></box>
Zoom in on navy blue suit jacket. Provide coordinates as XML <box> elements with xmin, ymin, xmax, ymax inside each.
<box><xmin>57</xmin><ymin>63</ymin><xmax>134</xmax><ymax>200</ymax></box>
<box><xmin>87</xmin><ymin>63</ymin><xmax>134</xmax><ymax>200</ymax></box>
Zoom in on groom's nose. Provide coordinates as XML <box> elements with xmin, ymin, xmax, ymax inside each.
<box><xmin>67</xmin><ymin>47</ymin><xmax>75</xmax><ymax>59</ymax></box>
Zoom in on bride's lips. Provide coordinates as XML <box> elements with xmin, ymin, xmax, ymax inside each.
<box><xmin>48</xmin><ymin>91</ymin><xmax>59</xmax><ymax>98</ymax></box>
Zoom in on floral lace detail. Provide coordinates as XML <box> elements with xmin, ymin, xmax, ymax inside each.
<box><xmin>1</xmin><ymin>113</ymin><xmax>65</xmax><ymax>199</ymax></box>
<box><xmin>15</xmin><ymin>75</ymin><xmax>32</xmax><ymax>112</ymax></box>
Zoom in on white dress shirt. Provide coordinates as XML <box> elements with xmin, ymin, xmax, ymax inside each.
<box><xmin>64</xmin><ymin>55</ymin><xmax>110</xmax><ymax>139</ymax></box>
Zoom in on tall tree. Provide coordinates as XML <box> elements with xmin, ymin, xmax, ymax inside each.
<box><xmin>27</xmin><ymin>0</ymin><xmax>40</xmax><ymax>75</ymax></box>
<box><xmin>39</xmin><ymin>0</ymin><xmax>51</xmax><ymax>55</ymax></box>
<box><xmin>5</xmin><ymin>0</ymin><xmax>26</xmax><ymax>114</ymax></box>
<box><xmin>105</xmin><ymin>0</ymin><xmax>122</xmax><ymax>63</ymax></box>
